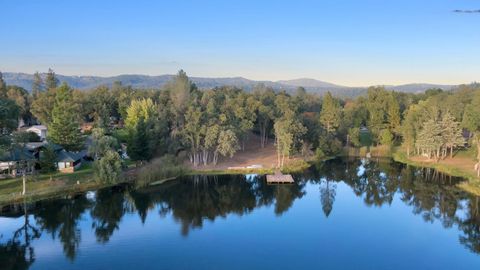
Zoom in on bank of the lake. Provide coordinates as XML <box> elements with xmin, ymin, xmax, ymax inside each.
<box><xmin>0</xmin><ymin>158</ymin><xmax>313</xmax><ymax>206</ymax></box>
<box><xmin>0</xmin><ymin>165</ymin><xmax>132</xmax><ymax>206</ymax></box>
<box><xmin>392</xmin><ymin>150</ymin><xmax>480</xmax><ymax>196</ymax></box>
<box><xmin>3</xmin><ymin>149</ymin><xmax>480</xmax><ymax>206</ymax></box>
<box><xmin>342</xmin><ymin>145</ymin><xmax>480</xmax><ymax>196</ymax></box>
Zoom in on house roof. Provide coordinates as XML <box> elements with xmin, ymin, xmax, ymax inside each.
<box><xmin>26</xmin><ymin>125</ymin><xmax>47</xmax><ymax>131</ymax></box>
<box><xmin>0</xmin><ymin>147</ymin><xmax>35</xmax><ymax>162</ymax></box>
<box><xmin>43</xmin><ymin>142</ymin><xmax>64</xmax><ymax>152</ymax></box>
<box><xmin>24</xmin><ymin>142</ymin><xmax>47</xmax><ymax>151</ymax></box>
<box><xmin>56</xmin><ymin>150</ymin><xmax>86</xmax><ymax>163</ymax></box>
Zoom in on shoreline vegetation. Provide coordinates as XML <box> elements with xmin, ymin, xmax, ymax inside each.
<box><xmin>391</xmin><ymin>150</ymin><xmax>480</xmax><ymax>196</ymax></box>
<box><xmin>3</xmin><ymin>146</ymin><xmax>480</xmax><ymax>207</ymax></box>
<box><xmin>2</xmin><ymin>70</ymin><xmax>480</xmax><ymax>206</ymax></box>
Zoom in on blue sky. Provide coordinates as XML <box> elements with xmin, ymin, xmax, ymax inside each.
<box><xmin>1</xmin><ymin>0</ymin><xmax>479</xmax><ymax>86</ymax></box>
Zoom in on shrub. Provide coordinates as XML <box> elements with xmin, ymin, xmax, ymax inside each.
<box><xmin>94</xmin><ymin>150</ymin><xmax>123</xmax><ymax>184</ymax></box>
<box><xmin>136</xmin><ymin>155</ymin><xmax>188</xmax><ymax>188</ymax></box>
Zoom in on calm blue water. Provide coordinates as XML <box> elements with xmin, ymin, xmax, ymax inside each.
<box><xmin>1</xmin><ymin>158</ymin><xmax>479</xmax><ymax>270</ymax></box>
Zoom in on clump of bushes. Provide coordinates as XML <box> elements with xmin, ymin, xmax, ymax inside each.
<box><xmin>94</xmin><ymin>150</ymin><xmax>123</xmax><ymax>184</ymax></box>
<box><xmin>315</xmin><ymin>132</ymin><xmax>342</xmax><ymax>161</ymax></box>
<box><xmin>282</xmin><ymin>159</ymin><xmax>310</xmax><ymax>174</ymax></box>
<box><xmin>136</xmin><ymin>155</ymin><xmax>188</xmax><ymax>187</ymax></box>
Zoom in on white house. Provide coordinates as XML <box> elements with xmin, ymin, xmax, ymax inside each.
<box><xmin>26</xmin><ymin>125</ymin><xmax>48</xmax><ymax>141</ymax></box>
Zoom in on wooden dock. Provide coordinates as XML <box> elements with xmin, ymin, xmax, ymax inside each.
<box><xmin>266</xmin><ymin>170</ymin><xmax>294</xmax><ymax>184</ymax></box>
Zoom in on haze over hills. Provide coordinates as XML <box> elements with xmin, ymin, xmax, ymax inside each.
<box><xmin>2</xmin><ymin>72</ymin><xmax>457</xmax><ymax>97</ymax></box>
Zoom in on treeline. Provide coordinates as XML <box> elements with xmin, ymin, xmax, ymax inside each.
<box><xmin>1</xmin><ymin>69</ymin><xmax>480</xmax><ymax>174</ymax></box>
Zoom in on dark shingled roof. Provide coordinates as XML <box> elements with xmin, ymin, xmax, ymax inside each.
<box><xmin>0</xmin><ymin>147</ymin><xmax>35</xmax><ymax>161</ymax></box>
<box><xmin>56</xmin><ymin>150</ymin><xmax>86</xmax><ymax>163</ymax></box>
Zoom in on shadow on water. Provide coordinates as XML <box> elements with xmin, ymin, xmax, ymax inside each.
<box><xmin>0</xmin><ymin>157</ymin><xmax>479</xmax><ymax>268</ymax></box>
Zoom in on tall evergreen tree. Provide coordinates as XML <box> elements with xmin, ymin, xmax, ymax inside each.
<box><xmin>127</xmin><ymin>117</ymin><xmax>150</xmax><ymax>163</ymax></box>
<box><xmin>39</xmin><ymin>145</ymin><xmax>57</xmax><ymax>173</ymax></box>
<box><xmin>32</xmin><ymin>72</ymin><xmax>43</xmax><ymax>98</ymax></box>
<box><xmin>45</xmin><ymin>68</ymin><xmax>59</xmax><ymax>90</ymax></box>
<box><xmin>48</xmin><ymin>83</ymin><xmax>84</xmax><ymax>151</ymax></box>
<box><xmin>319</xmin><ymin>91</ymin><xmax>342</xmax><ymax>133</ymax></box>
<box><xmin>0</xmin><ymin>71</ymin><xmax>7</xmax><ymax>98</ymax></box>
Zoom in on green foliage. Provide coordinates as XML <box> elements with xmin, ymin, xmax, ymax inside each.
<box><xmin>254</xmin><ymin>84</ymin><xmax>276</xmax><ymax>148</ymax></box>
<box><xmin>48</xmin><ymin>83</ymin><xmax>84</xmax><ymax>151</ymax></box>
<box><xmin>127</xmin><ymin>117</ymin><xmax>150</xmax><ymax>162</ymax></box>
<box><xmin>31</xmin><ymin>87</ymin><xmax>57</xmax><ymax>125</ymax></box>
<box><xmin>125</xmin><ymin>98</ymin><xmax>157</xmax><ymax>130</ymax></box>
<box><xmin>39</xmin><ymin>145</ymin><xmax>57</xmax><ymax>173</ymax></box>
<box><xmin>93</xmin><ymin>150</ymin><xmax>122</xmax><ymax>184</ymax></box>
<box><xmin>319</xmin><ymin>91</ymin><xmax>342</xmax><ymax>133</ymax></box>
<box><xmin>0</xmin><ymin>98</ymin><xmax>19</xmax><ymax>132</ymax></box>
<box><xmin>315</xmin><ymin>148</ymin><xmax>326</xmax><ymax>160</ymax></box>
<box><xmin>89</xmin><ymin>128</ymin><xmax>119</xmax><ymax>160</ymax></box>
<box><xmin>273</xmin><ymin>94</ymin><xmax>307</xmax><ymax>167</ymax></box>
<box><xmin>112</xmin><ymin>128</ymin><xmax>129</xmax><ymax>143</ymax></box>
<box><xmin>45</xmin><ymin>68</ymin><xmax>59</xmax><ymax>90</ymax></box>
<box><xmin>365</xmin><ymin>87</ymin><xmax>401</xmax><ymax>142</ymax></box>
<box><xmin>317</xmin><ymin>131</ymin><xmax>342</xmax><ymax>157</ymax></box>
<box><xmin>6</xmin><ymin>85</ymin><xmax>30</xmax><ymax>120</ymax></box>
<box><xmin>0</xmin><ymin>71</ymin><xmax>6</xmax><ymax>98</ymax></box>
<box><xmin>32</xmin><ymin>72</ymin><xmax>44</xmax><ymax>98</ymax></box>
<box><xmin>12</xmin><ymin>131</ymin><xmax>41</xmax><ymax>144</ymax></box>
<box><xmin>379</xmin><ymin>129</ymin><xmax>393</xmax><ymax>146</ymax></box>
<box><xmin>136</xmin><ymin>155</ymin><xmax>187</xmax><ymax>187</ymax></box>
<box><xmin>86</xmin><ymin>86</ymin><xmax>116</xmax><ymax>129</ymax></box>
<box><xmin>348</xmin><ymin>127</ymin><xmax>361</xmax><ymax>147</ymax></box>
<box><xmin>3</xmin><ymin>68</ymin><xmax>480</xmax><ymax>175</ymax></box>
<box><xmin>216</xmin><ymin>130</ymin><xmax>239</xmax><ymax>158</ymax></box>
<box><xmin>359</xmin><ymin>131</ymin><xmax>373</xmax><ymax>147</ymax></box>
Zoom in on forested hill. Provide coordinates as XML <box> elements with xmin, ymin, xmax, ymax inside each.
<box><xmin>3</xmin><ymin>72</ymin><xmax>455</xmax><ymax>97</ymax></box>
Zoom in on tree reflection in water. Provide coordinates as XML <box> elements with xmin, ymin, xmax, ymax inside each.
<box><xmin>0</xmin><ymin>157</ymin><xmax>479</xmax><ymax>266</ymax></box>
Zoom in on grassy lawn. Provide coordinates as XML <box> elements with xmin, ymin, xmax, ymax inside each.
<box><xmin>0</xmin><ymin>163</ymin><xmax>101</xmax><ymax>206</ymax></box>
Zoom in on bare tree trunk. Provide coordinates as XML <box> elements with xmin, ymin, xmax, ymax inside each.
<box><xmin>213</xmin><ymin>152</ymin><xmax>218</xmax><ymax>165</ymax></box>
<box><xmin>202</xmin><ymin>150</ymin><xmax>209</xmax><ymax>166</ymax></box>
<box><xmin>22</xmin><ymin>173</ymin><xmax>26</xmax><ymax>196</ymax></box>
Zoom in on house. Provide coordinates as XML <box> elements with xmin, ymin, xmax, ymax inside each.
<box><xmin>360</xmin><ymin>126</ymin><xmax>369</xmax><ymax>133</ymax></box>
<box><xmin>26</xmin><ymin>125</ymin><xmax>48</xmax><ymax>141</ymax></box>
<box><xmin>0</xmin><ymin>147</ymin><xmax>36</xmax><ymax>178</ymax></box>
<box><xmin>56</xmin><ymin>150</ymin><xmax>86</xmax><ymax>173</ymax></box>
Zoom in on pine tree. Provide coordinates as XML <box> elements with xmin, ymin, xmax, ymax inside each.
<box><xmin>387</xmin><ymin>92</ymin><xmax>401</xmax><ymax>134</ymax></box>
<box><xmin>127</xmin><ymin>117</ymin><xmax>150</xmax><ymax>163</ymax></box>
<box><xmin>45</xmin><ymin>68</ymin><xmax>59</xmax><ymax>90</ymax></box>
<box><xmin>32</xmin><ymin>72</ymin><xmax>43</xmax><ymax>98</ymax></box>
<box><xmin>319</xmin><ymin>92</ymin><xmax>342</xmax><ymax>133</ymax></box>
<box><xmin>39</xmin><ymin>145</ymin><xmax>57</xmax><ymax>173</ymax></box>
<box><xmin>94</xmin><ymin>150</ymin><xmax>122</xmax><ymax>184</ymax></box>
<box><xmin>0</xmin><ymin>71</ymin><xmax>7</xmax><ymax>98</ymax></box>
<box><xmin>48</xmin><ymin>83</ymin><xmax>84</xmax><ymax>151</ymax></box>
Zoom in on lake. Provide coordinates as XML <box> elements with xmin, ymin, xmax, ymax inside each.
<box><xmin>1</xmin><ymin>158</ymin><xmax>479</xmax><ymax>270</ymax></box>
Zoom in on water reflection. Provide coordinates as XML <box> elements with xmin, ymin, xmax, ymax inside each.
<box><xmin>0</xmin><ymin>158</ymin><xmax>479</xmax><ymax>268</ymax></box>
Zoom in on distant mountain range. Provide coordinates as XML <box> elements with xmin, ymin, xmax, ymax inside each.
<box><xmin>3</xmin><ymin>72</ymin><xmax>458</xmax><ymax>97</ymax></box>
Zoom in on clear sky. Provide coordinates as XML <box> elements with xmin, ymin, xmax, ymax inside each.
<box><xmin>1</xmin><ymin>0</ymin><xmax>479</xmax><ymax>86</ymax></box>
